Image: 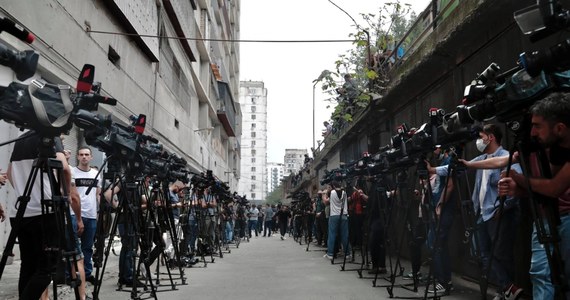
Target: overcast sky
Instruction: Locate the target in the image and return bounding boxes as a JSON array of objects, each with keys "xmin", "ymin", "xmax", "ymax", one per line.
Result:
[{"xmin": 239, "ymin": 0, "xmax": 432, "ymax": 163}]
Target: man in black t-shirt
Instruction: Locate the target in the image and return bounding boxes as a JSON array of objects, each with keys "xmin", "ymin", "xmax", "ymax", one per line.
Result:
[{"xmin": 7, "ymin": 131, "xmax": 84, "ymax": 299}]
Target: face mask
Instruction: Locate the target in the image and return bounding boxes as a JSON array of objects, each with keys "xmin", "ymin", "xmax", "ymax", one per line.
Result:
[{"xmin": 476, "ymin": 138, "xmax": 488, "ymax": 152}]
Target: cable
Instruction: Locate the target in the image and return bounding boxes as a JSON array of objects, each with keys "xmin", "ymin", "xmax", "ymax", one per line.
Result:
[{"xmin": 87, "ymin": 30, "xmax": 357, "ymax": 43}]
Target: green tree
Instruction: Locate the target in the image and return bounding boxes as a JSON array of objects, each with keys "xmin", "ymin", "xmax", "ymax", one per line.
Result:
[
  {"xmin": 265, "ymin": 184, "xmax": 284, "ymax": 205},
  {"xmin": 315, "ymin": 1, "xmax": 418, "ymax": 127}
]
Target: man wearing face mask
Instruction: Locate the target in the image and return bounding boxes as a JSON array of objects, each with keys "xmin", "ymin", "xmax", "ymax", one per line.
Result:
[{"xmin": 428, "ymin": 124, "xmax": 523, "ymax": 299}]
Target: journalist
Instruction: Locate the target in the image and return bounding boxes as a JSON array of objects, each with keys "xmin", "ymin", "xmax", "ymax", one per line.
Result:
[
  {"xmin": 428, "ymin": 124, "xmax": 523, "ymax": 299},
  {"xmin": 476, "ymin": 94, "xmax": 570, "ymax": 299},
  {"xmin": 323, "ymin": 181, "xmax": 350, "ymax": 260},
  {"xmin": 6, "ymin": 131, "xmax": 86, "ymax": 299}
]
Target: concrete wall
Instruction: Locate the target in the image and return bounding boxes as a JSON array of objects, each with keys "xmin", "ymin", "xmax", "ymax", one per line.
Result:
[
  {"xmin": 0, "ymin": 0, "xmax": 241, "ymax": 254},
  {"xmin": 310, "ymin": 0, "xmax": 570, "ymax": 288}
]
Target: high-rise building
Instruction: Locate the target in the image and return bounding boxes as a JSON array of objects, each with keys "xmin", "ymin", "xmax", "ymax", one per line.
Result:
[
  {"xmin": 238, "ymin": 81, "xmax": 268, "ymax": 204},
  {"xmin": 266, "ymin": 162, "xmax": 285, "ymax": 193},
  {"xmin": 284, "ymin": 149, "xmax": 308, "ymax": 175}
]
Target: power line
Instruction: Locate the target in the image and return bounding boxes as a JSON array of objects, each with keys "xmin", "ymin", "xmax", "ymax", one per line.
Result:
[{"xmin": 87, "ymin": 30, "xmax": 356, "ymax": 43}]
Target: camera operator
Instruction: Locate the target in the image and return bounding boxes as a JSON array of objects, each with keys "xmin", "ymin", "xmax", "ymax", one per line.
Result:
[
  {"xmin": 314, "ymin": 190, "xmax": 328, "ymax": 247},
  {"xmin": 348, "ymin": 177, "xmax": 368, "ymax": 253},
  {"xmin": 367, "ymin": 179, "xmax": 394, "ymax": 275},
  {"xmin": 6, "ymin": 130, "xmax": 87, "ymax": 299},
  {"xmin": 103, "ymin": 181, "xmax": 145, "ymax": 288},
  {"xmin": 428, "ymin": 124, "xmax": 523, "ymax": 299},
  {"xmin": 323, "ymin": 181, "xmax": 350, "ymax": 260},
  {"xmin": 200, "ymin": 188, "xmax": 217, "ymax": 252},
  {"xmin": 416, "ymin": 146, "xmax": 456, "ymax": 293},
  {"xmin": 71, "ymin": 146, "xmax": 101, "ymax": 286},
  {"xmin": 468, "ymin": 94, "xmax": 570, "ymax": 299},
  {"xmin": 164, "ymin": 181, "xmax": 183, "ymax": 264}
]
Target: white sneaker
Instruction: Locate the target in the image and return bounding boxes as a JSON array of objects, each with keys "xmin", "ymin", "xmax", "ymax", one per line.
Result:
[{"xmin": 323, "ymin": 254, "xmax": 333, "ymax": 260}]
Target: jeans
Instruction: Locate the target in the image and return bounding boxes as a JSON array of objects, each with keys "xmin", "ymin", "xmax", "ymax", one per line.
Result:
[
  {"xmin": 264, "ymin": 220, "xmax": 273, "ymax": 236},
  {"xmin": 476, "ymin": 208, "xmax": 518, "ymax": 291},
  {"xmin": 80, "ymin": 217, "xmax": 97, "ymax": 277},
  {"xmin": 433, "ymin": 198, "xmax": 454, "ymax": 284},
  {"xmin": 530, "ymin": 215, "xmax": 570, "ymax": 300},
  {"xmin": 225, "ymin": 220, "xmax": 234, "ymax": 242},
  {"xmin": 183, "ymin": 218, "xmax": 198, "ymax": 253},
  {"xmin": 248, "ymin": 220, "xmax": 258, "ymax": 237},
  {"xmin": 118, "ymin": 223, "xmax": 135, "ymax": 282},
  {"xmin": 327, "ymin": 215, "xmax": 350, "ymax": 257},
  {"xmin": 11, "ymin": 215, "xmax": 59, "ymax": 300}
]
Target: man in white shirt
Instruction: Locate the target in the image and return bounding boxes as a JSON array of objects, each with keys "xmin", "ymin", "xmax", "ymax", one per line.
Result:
[{"xmin": 71, "ymin": 146, "xmax": 101, "ymax": 285}]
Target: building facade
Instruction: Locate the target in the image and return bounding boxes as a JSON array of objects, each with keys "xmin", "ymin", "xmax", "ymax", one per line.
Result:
[
  {"xmin": 266, "ymin": 162, "xmax": 285, "ymax": 193},
  {"xmin": 284, "ymin": 149, "xmax": 307, "ymax": 175},
  {"xmin": 238, "ymin": 81, "xmax": 268, "ymax": 203},
  {"xmin": 0, "ymin": 0, "xmax": 241, "ymax": 254}
]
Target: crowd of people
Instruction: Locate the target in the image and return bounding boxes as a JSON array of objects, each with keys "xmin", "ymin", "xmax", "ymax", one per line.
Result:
[{"xmin": 289, "ymin": 94, "xmax": 570, "ymax": 300}]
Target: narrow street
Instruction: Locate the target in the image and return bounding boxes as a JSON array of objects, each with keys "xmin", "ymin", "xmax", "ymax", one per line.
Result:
[{"xmin": 2, "ymin": 233, "xmax": 492, "ymax": 300}]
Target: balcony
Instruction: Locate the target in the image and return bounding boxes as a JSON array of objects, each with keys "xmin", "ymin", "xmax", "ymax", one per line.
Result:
[{"xmin": 217, "ymin": 81, "xmax": 237, "ymax": 137}]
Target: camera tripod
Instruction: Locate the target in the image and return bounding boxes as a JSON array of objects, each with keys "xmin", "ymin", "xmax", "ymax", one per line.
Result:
[
  {"xmin": 505, "ymin": 128, "xmax": 568, "ymax": 299},
  {"xmin": 383, "ymin": 165, "xmax": 442, "ymax": 300},
  {"xmin": 369, "ymin": 175, "xmax": 394, "ymax": 287},
  {"xmin": 144, "ymin": 179, "xmax": 187, "ymax": 290},
  {"xmin": 0, "ymin": 135, "xmax": 82, "ymax": 300},
  {"xmin": 91, "ymin": 163, "xmax": 158, "ymax": 300}
]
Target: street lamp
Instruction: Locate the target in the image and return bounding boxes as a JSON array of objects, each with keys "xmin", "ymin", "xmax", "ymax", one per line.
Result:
[
  {"xmin": 328, "ymin": 0, "xmax": 372, "ymax": 90},
  {"xmin": 313, "ymin": 81, "xmax": 317, "ymax": 150}
]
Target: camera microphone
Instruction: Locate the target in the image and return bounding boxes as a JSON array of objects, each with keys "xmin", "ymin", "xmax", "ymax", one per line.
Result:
[{"xmin": 0, "ymin": 17, "xmax": 34, "ymax": 44}]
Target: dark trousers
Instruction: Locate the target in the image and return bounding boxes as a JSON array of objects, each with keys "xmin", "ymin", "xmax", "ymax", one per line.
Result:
[
  {"xmin": 118, "ymin": 223, "xmax": 135, "ymax": 282},
  {"xmin": 369, "ymin": 218, "xmax": 387, "ymax": 269},
  {"xmin": 477, "ymin": 208, "xmax": 518, "ymax": 290},
  {"xmin": 349, "ymin": 213, "xmax": 365, "ymax": 247},
  {"xmin": 279, "ymin": 220, "xmax": 288, "ymax": 237},
  {"xmin": 12, "ymin": 215, "xmax": 59, "ymax": 300},
  {"xmin": 408, "ymin": 219, "xmax": 427, "ymax": 274},
  {"xmin": 264, "ymin": 220, "xmax": 273, "ymax": 236},
  {"xmin": 316, "ymin": 213, "xmax": 328, "ymax": 245},
  {"xmin": 432, "ymin": 200, "xmax": 454, "ymax": 284}
]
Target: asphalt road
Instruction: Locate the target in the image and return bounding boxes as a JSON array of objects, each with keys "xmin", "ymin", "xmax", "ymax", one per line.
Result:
[{"xmin": 1, "ymin": 233, "xmax": 494, "ymax": 300}]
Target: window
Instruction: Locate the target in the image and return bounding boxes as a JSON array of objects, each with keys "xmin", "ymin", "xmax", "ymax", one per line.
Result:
[
  {"xmin": 251, "ymin": 157, "xmax": 256, "ymax": 163},
  {"xmin": 108, "ymin": 46, "xmax": 121, "ymax": 67},
  {"xmin": 251, "ymin": 106, "xmax": 256, "ymax": 112},
  {"xmin": 251, "ymin": 193, "xmax": 256, "ymax": 199},
  {"xmin": 251, "ymin": 149, "xmax": 256, "ymax": 155},
  {"xmin": 251, "ymin": 132, "xmax": 256, "ymax": 138},
  {"xmin": 251, "ymin": 184, "xmax": 256, "ymax": 190},
  {"xmin": 252, "ymin": 114, "xmax": 256, "ymax": 120},
  {"xmin": 251, "ymin": 141, "xmax": 256, "ymax": 147},
  {"xmin": 251, "ymin": 167, "xmax": 256, "ymax": 172},
  {"xmin": 251, "ymin": 97, "xmax": 256, "ymax": 104},
  {"xmin": 251, "ymin": 123, "xmax": 256, "ymax": 129},
  {"xmin": 251, "ymin": 175, "xmax": 256, "ymax": 180}
]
